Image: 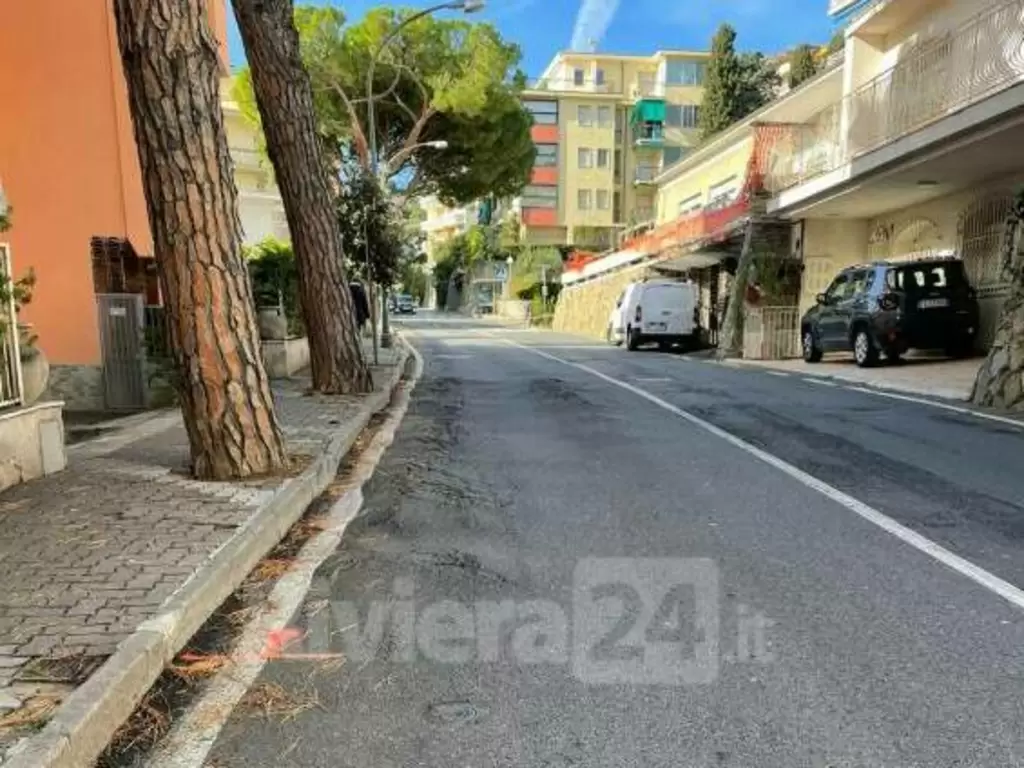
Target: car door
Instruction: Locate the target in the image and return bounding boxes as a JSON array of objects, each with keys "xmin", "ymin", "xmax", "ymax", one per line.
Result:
[
  {"xmin": 817, "ymin": 272, "xmax": 851, "ymax": 349},
  {"xmin": 830, "ymin": 269, "xmax": 870, "ymax": 349}
]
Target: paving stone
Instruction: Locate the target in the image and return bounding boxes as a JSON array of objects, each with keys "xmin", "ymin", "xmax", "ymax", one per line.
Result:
[{"xmin": 0, "ymin": 347, "xmax": 394, "ymax": 682}]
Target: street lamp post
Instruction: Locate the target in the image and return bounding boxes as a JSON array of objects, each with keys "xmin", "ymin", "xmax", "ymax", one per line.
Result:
[{"xmin": 367, "ymin": 0, "xmax": 484, "ymax": 349}]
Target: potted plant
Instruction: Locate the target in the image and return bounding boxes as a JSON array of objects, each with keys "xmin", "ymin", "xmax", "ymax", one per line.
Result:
[{"xmin": 0, "ymin": 267, "xmax": 45, "ymax": 404}]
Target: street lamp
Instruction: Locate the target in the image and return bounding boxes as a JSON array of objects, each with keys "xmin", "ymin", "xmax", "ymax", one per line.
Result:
[{"xmin": 367, "ymin": 1, "xmax": 484, "ymax": 350}]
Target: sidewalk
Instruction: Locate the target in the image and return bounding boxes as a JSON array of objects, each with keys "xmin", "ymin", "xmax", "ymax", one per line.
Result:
[
  {"xmin": 723, "ymin": 353, "xmax": 982, "ymax": 401},
  {"xmin": 0, "ymin": 342, "xmax": 405, "ymax": 764}
]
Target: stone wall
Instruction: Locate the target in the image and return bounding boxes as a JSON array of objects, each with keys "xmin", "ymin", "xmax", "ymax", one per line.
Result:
[
  {"xmin": 552, "ymin": 262, "xmax": 651, "ymax": 341},
  {"xmin": 262, "ymin": 337, "xmax": 311, "ymax": 378},
  {"xmin": 45, "ymin": 364, "xmax": 104, "ymax": 411}
]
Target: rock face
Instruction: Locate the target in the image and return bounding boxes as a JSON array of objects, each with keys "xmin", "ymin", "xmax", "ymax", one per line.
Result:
[
  {"xmin": 552, "ymin": 263, "xmax": 649, "ymax": 341},
  {"xmin": 971, "ymin": 197, "xmax": 1024, "ymax": 411}
]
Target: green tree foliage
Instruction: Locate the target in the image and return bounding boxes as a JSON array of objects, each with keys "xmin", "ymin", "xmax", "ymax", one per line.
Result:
[
  {"xmin": 335, "ymin": 164, "xmax": 405, "ymax": 287},
  {"xmin": 699, "ymin": 24, "xmax": 743, "ymax": 140},
  {"xmin": 699, "ymin": 25, "xmax": 782, "ymax": 140},
  {"xmin": 789, "ymin": 44, "xmax": 818, "ymax": 89},
  {"xmin": 235, "ymin": 6, "xmax": 534, "ymax": 205},
  {"xmin": 510, "ymin": 245, "xmax": 561, "ymax": 300},
  {"xmin": 244, "ymin": 237, "xmax": 303, "ymax": 333}
]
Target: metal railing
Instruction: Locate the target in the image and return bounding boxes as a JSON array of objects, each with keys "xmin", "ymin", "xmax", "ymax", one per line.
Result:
[
  {"xmin": 527, "ymin": 77, "xmax": 622, "ymax": 95},
  {"xmin": 765, "ymin": 0, "xmax": 1024, "ymax": 194},
  {"xmin": 743, "ymin": 306, "xmax": 802, "ymax": 360},
  {"xmin": 634, "ymin": 166, "xmax": 660, "ymax": 183},
  {"xmin": 634, "ymin": 124, "xmax": 665, "ymax": 143},
  {"xmin": 0, "ymin": 244, "xmax": 24, "ymax": 408}
]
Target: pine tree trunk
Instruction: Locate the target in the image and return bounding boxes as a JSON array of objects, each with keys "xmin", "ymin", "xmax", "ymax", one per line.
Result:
[
  {"xmin": 231, "ymin": 0, "xmax": 373, "ymax": 394},
  {"xmin": 716, "ymin": 220, "xmax": 755, "ymax": 358},
  {"xmin": 971, "ymin": 201, "xmax": 1024, "ymax": 410},
  {"xmin": 113, "ymin": 0, "xmax": 289, "ymax": 479}
]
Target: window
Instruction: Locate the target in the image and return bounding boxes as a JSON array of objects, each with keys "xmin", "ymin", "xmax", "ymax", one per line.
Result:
[
  {"xmin": 595, "ymin": 68, "xmax": 605, "ymax": 86},
  {"xmin": 662, "ymin": 146, "xmax": 688, "ymax": 167},
  {"xmin": 523, "ymin": 99, "xmax": 558, "ymax": 125},
  {"xmin": 535, "ymin": 144, "xmax": 558, "ymax": 167},
  {"xmin": 573, "ymin": 68, "xmax": 585, "ymax": 86},
  {"xmin": 596, "ymin": 189, "xmax": 610, "ymax": 210},
  {"xmin": 614, "ymin": 191, "xmax": 622, "ymax": 221},
  {"xmin": 578, "ymin": 148, "xmax": 594, "ymax": 168},
  {"xmin": 577, "ymin": 105, "xmax": 594, "ymax": 126},
  {"xmin": 848, "ymin": 269, "xmax": 870, "ymax": 296},
  {"xmin": 596, "ymin": 149, "xmax": 610, "ymax": 168},
  {"xmin": 521, "ymin": 185, "xmax": 558, "ymax": 209},
  {"xmin": 578, "ymin": 189, "xmax": 592, "ymax": 209},
  {"xmin": 666, "ymin": 105, "xmax": 700, "ymax": 128},
  {"xmin": 665, "ymin": 60, "xmax": 707, "ymax": 86},
  {"xmin": 614, "ymin": 149, "xmax": 623, "ymax": 178},
  {"xmin": 824, "ymin": 273, "xmax": 852, "ymax": 302},
  {"xmin": 597, "ymin": 106, "xmax": 613, "ymax": 128},
  {"xmin": 707, "ymin": 174, "xmax": 739, "ymax": 210},
  {"xmin": 678, "ymin": 193, "xmax": 702, "ymax": 216}
]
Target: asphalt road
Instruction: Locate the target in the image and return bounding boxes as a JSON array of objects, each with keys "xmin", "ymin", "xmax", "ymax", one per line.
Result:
[{"xmin": 202, "ymin": 314, "xmax": 1024, "ymax": 768}]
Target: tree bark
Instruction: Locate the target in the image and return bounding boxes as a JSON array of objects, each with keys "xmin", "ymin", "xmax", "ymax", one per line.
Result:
[
  {"xmin": 971, "ymin": 195, "xmax": 1024, "ymax": 411},
  {"xmin": 716, "ymin": 220, "xmax": 755, "ymax": 359},
  {"xmin": 114, "ymin": 0, "xmax": 289, "ymax": 479},
  {"xmin": 231, "ymin": 0, "xmax": 373, "ymax": 394}
]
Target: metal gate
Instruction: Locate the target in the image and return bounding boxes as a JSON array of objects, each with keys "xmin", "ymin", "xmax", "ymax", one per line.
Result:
[
  {"xmin": 97, "ymin": 293, "xmax": 146, "ymax": 410},
  {"xmin": 958, "ymin": 194, "xmax": 1013, "ymax": 349}
]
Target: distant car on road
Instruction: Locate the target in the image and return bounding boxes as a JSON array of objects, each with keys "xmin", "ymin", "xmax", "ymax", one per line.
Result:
[
  {"xmin": 395, "ymin": 294, "xmax": 417, "ymax": 314},
  {"xmin": 607, "ymin": 279, "xmax": 699, "ymax": 351},
  {"xmin": 801, "ymin": 257, "xmax": 979, "ymax": 367}
]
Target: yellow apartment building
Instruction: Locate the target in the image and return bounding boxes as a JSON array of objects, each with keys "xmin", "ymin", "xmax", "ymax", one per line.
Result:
[{"xmin": 518, "ymin": 49, "xmax": 710, "ymax": 252}]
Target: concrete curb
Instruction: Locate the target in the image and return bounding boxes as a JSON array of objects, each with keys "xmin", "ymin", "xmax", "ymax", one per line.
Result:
[{"xmin": 4, "ymin": 344, "xmax": 410, "ymax": 768}]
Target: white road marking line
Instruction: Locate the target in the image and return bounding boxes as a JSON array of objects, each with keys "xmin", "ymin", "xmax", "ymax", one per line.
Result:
[
  {"xmin": 765, "ymin": 371, "xmax": 790, "ymax": 378},
  {"xmin": 502, "ymin": 338, "xmax": 1024, "ymax": 613},
  {"xmin": 843, "ymin": 385, "xmax": 1024, "ymax": 430},
  {"xmin": 803, "ymin": 377, "xmax": 838, "ymax": 387},
  {"xmin": 147, "ymin": 348, "xmax": 425, "ymax": 768},
  {"xmin": 634, "ymin": 377, "xmax": 673, "ymax": 383}
]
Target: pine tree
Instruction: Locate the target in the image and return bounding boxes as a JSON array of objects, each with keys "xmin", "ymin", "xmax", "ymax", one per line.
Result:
[
  {"xmin": 699, "ymin": 24, "xmax": 743, "ymax": 141},
  {"xmin": 789, "ymin": 44, "xmax": 818, "ymax": 89}
]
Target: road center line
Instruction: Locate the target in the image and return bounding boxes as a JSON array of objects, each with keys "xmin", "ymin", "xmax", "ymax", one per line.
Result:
[{"xmin": 501, "ymin": 337, "xmax": 1024, "ymax": 613}]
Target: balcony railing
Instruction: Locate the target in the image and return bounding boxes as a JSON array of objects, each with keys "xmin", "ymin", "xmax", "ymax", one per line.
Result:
[
  {"xmin": 527, "ymin": 77, "xmax": 622, "ymax": 95},
  {"xmin": 634, "ymin": 166, "xmax": 660, "ymax": 183},
  {"xmin": 632, "ymin": 77, "xmax": 665, "ymax": 99},
  {"xmin": 765, "ymin": 0, "xmax": 1024, "ymax": 194},
  {"xmin": 634, "ymin": 124, "xmax": 665, "ymax": 145}
]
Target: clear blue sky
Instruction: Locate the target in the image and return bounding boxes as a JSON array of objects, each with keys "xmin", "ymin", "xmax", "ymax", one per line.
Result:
[{"xmin": 227, "ymin": 0, "xmax": 837, "ymax": 78}]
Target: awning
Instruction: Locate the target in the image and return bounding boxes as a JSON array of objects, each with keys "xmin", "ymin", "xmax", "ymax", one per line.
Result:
[
  {"xmin": 631, "ymin": 99, "xmax": 666, "ymax": 124},
  {"xmin": 655, "ymin": 250, "xmax": 731, "ymax": 273}
]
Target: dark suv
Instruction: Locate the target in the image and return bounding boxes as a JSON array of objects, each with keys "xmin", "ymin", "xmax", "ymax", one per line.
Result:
[{"xmin": 801, "ymin": 258, "xmax": 979, "ymax": 367}]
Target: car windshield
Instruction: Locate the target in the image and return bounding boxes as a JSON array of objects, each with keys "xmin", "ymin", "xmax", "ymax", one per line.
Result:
[{"xmin": 886, "ymin": 261, "xmax": 967, "ymax": 292}]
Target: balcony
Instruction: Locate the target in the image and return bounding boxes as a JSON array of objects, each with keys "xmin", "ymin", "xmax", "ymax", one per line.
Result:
[
  {"xmin": 633, "ymin": 123, "xmax": 665, "ymax": 148},
  {"xmin": 764, "ymin": 0, "xmax": 1024, "ymax": 196},
  {"xmin": 631, "ymin": 76, "xmax": 665, "ymax": 100},
  {"xmin": 527, "ymin": 77, "xmax": 621, "ymax": 95},
  {"xmin": 634, "ymin": 166, "xmax": 660, "ymax": 184}
]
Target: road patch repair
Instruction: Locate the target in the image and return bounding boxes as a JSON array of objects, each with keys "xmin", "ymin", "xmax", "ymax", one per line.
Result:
[{"xmin": 0, "ymin": 340, "xmax": 411, "ymax": 768}]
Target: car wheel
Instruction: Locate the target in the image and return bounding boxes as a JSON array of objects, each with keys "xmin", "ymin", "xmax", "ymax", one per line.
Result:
[
  {"xmin": 607, "ymin": 325, "xmax": 623, "ymax": 347},
  {"xmin": 802, "ymin": 329, "xmax": 823, "ymax": 363},
  {"xmin": 853, "ymin": 328, "xmax": 879, "ymax": 368},
  {"xmin": 626, "ymin": 327, "xmax": 642, "ymax": 351}
]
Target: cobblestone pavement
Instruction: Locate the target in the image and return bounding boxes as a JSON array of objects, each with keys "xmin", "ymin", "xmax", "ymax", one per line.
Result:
[{"xmin": 0, "ymin": 345, "xmax": 399, "ymax": 704}]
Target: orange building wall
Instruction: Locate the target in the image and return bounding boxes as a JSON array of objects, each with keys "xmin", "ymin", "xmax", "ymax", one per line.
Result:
[{"xmin": 0, "ymin": 1, "xmax": 228, "ymax": 368}]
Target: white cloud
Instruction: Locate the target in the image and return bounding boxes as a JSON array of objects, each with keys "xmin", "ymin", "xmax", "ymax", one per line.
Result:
[{"xmin": 569, "ymin": 0, "xmax": 621, "ymax": 51}]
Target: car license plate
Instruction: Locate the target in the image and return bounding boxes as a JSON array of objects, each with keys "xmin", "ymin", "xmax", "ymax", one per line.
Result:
[
  {"xmin": 647, "ymin": 322, "xmax": 667, "ymax": 331},
  {"xmin": 918, "ymin": 297, "xmax": 949, "ymax": 309}
]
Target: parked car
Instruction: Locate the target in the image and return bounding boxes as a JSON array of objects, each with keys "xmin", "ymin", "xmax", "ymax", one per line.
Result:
[
  {"xmin": 800, "ymin": 257, "xmax": 979, "ymax": 367},
  {"xmin": 395, "ymin": 294, "xmax": 416, "ymax": 314},
  {"xmin": 607, "ymin": 279, "xmax": 700, "ymax": 351}
]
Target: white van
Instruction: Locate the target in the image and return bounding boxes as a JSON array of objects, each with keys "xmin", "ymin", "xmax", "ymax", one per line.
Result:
[{"xmin": 607, "ymin": 279, "xmax": 699, "ymax": 351}]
